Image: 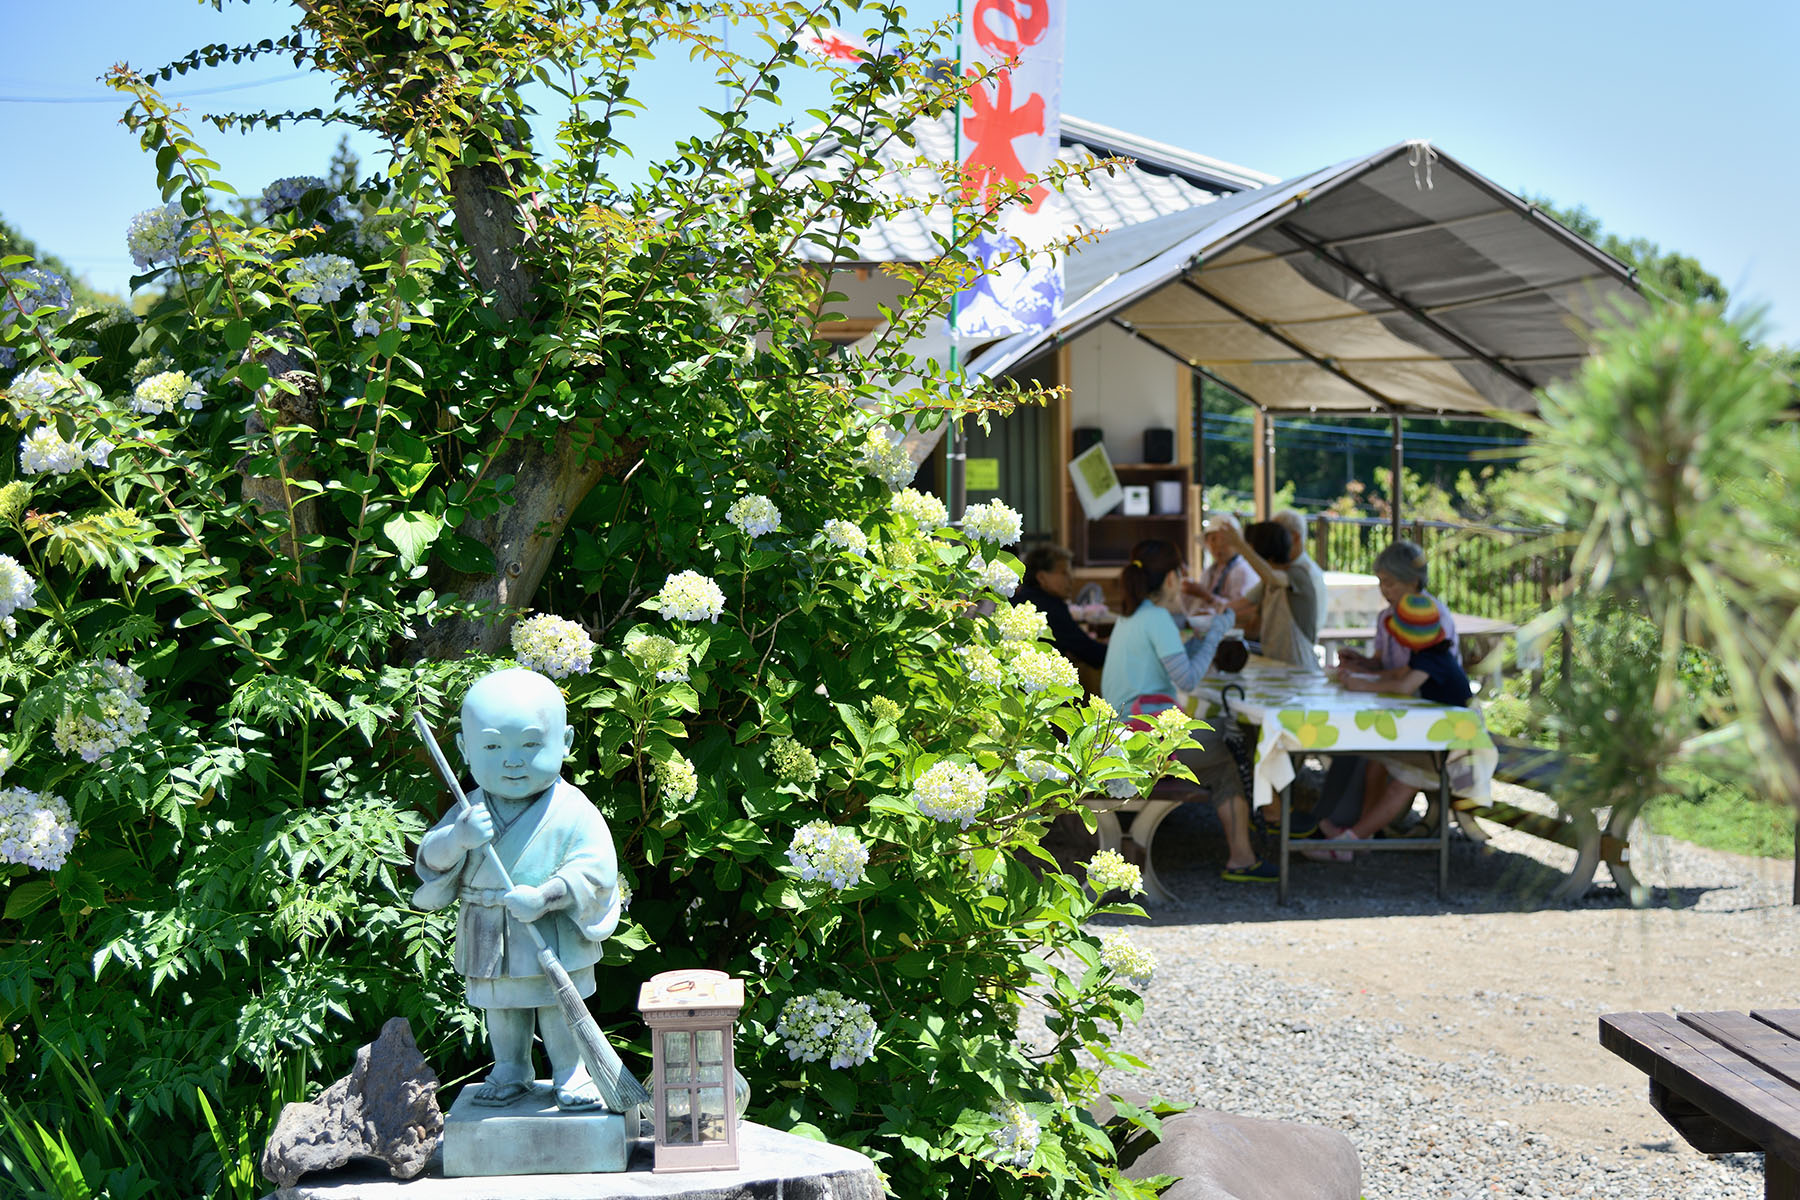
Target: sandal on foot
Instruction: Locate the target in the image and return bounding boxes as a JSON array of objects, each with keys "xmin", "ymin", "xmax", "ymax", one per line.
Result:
[
  {"xmin": 1253, "ymin": 811, "xmax": 1318, "ymax": 839},
  {"xmin": 1301, "ymin": 830, "xmax": 1359, "ymax": 863},
  {"xmin": 1220, "ymin": 858, "xmax": 1278, "ymax": 883}
]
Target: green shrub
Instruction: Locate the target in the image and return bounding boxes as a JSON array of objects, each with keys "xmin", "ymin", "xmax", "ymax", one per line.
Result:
[{"xmin": 0, "ymin": 4, "xmax": 1181, "ymax": 1197}]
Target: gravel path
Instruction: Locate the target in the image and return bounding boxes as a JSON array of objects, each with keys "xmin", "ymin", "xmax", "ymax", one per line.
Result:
[{"xmin": 1074, "ymin": 783, "xmax": 1800, "ymax": 1199}]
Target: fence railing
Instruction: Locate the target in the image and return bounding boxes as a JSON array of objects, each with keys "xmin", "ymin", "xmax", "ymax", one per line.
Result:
[{"xmin": 1309, "ymin": 514, "xmax": 1561, "ymax": 623}]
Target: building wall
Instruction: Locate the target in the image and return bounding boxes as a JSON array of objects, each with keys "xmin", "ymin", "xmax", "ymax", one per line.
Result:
[{"xmin": 1066, "ymin": 323, "xmax": 1181, "ymax": 465}]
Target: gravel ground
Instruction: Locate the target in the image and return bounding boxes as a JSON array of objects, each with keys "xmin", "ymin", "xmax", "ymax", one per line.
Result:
[{"xmin": 1065, "ymin": 781, "xmax": 1800, "ymax": 1199}]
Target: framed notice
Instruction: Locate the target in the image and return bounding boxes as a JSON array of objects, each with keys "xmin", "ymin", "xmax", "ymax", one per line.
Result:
[{"xmin": 1068, "ymin": 441, "xmax": 1122, "ymax": 520}]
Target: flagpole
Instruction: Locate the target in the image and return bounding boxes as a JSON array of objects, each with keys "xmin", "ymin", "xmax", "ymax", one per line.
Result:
[{"xmin": 947, "ymin": 0, "xmax": 968, "ymax": 524}]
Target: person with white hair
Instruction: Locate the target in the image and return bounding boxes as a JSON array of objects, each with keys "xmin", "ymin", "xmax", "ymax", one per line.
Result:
[
  {"xmin": 1273, "ymin": 508, "xmax": 1329, "ymax": 636},
  {"xmin": 1183, "ymin": 512, "xmax": 1257, "ymax": 611}
]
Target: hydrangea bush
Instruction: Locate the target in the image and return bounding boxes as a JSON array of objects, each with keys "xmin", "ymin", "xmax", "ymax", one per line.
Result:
[{"xmin": 0, "ymin": 4, "xmax": 1192, "ymax": 1198}]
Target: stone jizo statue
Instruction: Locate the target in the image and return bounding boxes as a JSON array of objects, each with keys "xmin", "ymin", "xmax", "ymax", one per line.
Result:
[{"xmin": 413, "ymin": 667, "xmax": 626, "ymax": 1111}]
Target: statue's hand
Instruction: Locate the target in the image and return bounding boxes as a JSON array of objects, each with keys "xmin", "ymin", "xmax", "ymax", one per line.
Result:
[
  {"xmin": 503, "ymin": 884, "xmax": 548, "ymax": 922},
  {"xmin": 454, "ymin": 802, "xmax": 495, "ymax": 850}
]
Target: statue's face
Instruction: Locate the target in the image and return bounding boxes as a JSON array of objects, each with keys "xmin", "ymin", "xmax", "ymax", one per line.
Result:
[{"xmin": 458, "ymin": 673, "xmax": 573, "ymax": 803}]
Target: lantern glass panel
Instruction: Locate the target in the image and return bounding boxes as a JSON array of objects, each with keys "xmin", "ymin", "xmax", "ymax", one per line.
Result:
[
  {"xmin": 698, "ymin": 1087, "xmax": 727, "ymax": 1142},
  {"xmin": 666, "ymin": 1087, "xmax": 692, "ymax": 1144},
  {"xmin": 664, "ymin": 1030, "xmax": 691, "ymax": 1085}
]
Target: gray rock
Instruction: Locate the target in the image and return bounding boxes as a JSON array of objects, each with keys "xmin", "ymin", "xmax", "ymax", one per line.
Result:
[
  {"xmin": 1093, "ymin": 1093, "xmax": 1360, "ymax": 1200},
  {"xmin": 258, "ymin": 1120, "xmax": 882, "ymax": 1199},
  {"xmin": 261, "ymin": 1017, "xmax": 443, "ymax": 1189}
]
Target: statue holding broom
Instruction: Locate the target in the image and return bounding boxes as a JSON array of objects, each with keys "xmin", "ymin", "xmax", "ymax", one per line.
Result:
[{"xmin": 412, "ymin": 667, "xmax": 648, "ymax": 1113}]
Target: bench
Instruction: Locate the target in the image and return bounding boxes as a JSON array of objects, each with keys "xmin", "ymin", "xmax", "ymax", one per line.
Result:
[
  {"xmin": 1082, "ymin": 779, "xmax": 1203, "ymax": 904},
  {"xmin": 1447, "ymin": 735, "xmax": 1641, "ymax": 902},
  {"xmin": 1601, "ymin": 1009, "xmax": 1800, "ymax": 1198}
]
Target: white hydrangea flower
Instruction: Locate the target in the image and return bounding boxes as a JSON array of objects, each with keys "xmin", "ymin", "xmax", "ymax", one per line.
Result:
[
  {"xmin": 1151, "ymin": 705, "xmax": 1194, "ymax": 739},
  {"xmin": 20, "ymin": 427, "xmax": 94, "ymax": 476},
  {"xmin": 769, "ymin": 737, "xmax": 820, "ymax": 784},
  {"xmin": 616, "ymin": 876, "xmax": 633, "ymax": 911},
  {"xmin": 889, "ymin": 487, "xmax": 947, "ymax": 530},
  {"xmin": 786, "ymin": 821, "xmax": 869, "ymax": 890},
  {"xmin": 956, "ymin": 644, "xmax": 1005, "ymax": 688},
  {"xmin": 655, "ymin": 570, "xmax": 726, "ymax": 623},
  {"xmin": 857, "ymin": 427, "xmax": 915, "ymax": 490},
  {"xmin": 51, "ymin": 659, "xmax": 150, "ymax": 763},
  {"xmin": 1104, "ymin": 775, "xmax": 1140, "ymax": 799},
  {"xmin": 775, "ymin": 990, "xmax": 878, "ymax": 1068},
  {"xmin": 822, "ymin": 518, "xmax": 868, "ymax": 557},
  {"xmin": 130, "ymin": 370, "xmax": 203, "ymax": 415},
  {"xmin": 971, "ymin": 555, "xmax": 1020, "ymax": 598},
  {"xmin": 0, "ymin": 554, "xmax": 39, "ymax": 637},
  {"xmin": 991, "ymin": 603, "xmax": 1047, "ymax": 643},
  {"xmin": 1014, "ymin": 752, "xmax": 1068, "ymax": 784},
  {"xmin": 961, "ymin": 499, "xmax": 1022, "ymax": 545},
  {"xmin": 911, "ymin": 760, "xmax": 989, "ymax": 828},
  {"xmin": 126, "ymin": 202, "xmax": 187, "ymax": 269},
  {"xmin": 1009, "ymin": 646, "xmax": 1078, "ymax": 694},
  {"xmin": 726, "ymin": 494, "xmax": 781, "ymax": 538},
  {"xmin": 0, "ymin": 746, "xmax": 10, "ymax": 776},
  {"xmin": 284, "ymin": 254, "xmax": 363, "ymax": 305},
  {"xmin": 350, "ymin": 303, "xmax": 381, "ymax": 339},
  {"xmin": 510, "ymin": 613, "xmax": 595, "ymax": 678},
  {"xmin": 623, "ymin": 628, "xmax": 689, "ymax": 682},
  {"xmin": 1084, "ymin": 849, "xmax": 1144, "ymax": 896},
  {"xmin": 8, "ymin": 366, "xmax": 81, "ymax": 411},
  {"xmin": 0, "ymin": 787, "xmax": 76, "ymax": 872},
  {"xmin": 1100, "ymin": 932, "xmax": 1158, "ymax": 990},
  {"xmin": 989, "ymin": 1099, "xmax": 1041, "ymax": 1167},
  {"xmin": 657, "ymin": 755, "xmax": 698, "ymax": 805}
]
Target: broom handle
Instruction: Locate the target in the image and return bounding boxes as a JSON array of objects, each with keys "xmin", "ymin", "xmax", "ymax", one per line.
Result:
[{"xmin": 412, "ymin": 711, "xmax": 553, "ymax": 956}]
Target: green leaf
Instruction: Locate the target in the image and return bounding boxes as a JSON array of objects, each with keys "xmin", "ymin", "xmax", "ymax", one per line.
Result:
[
  {"xmin": 4, "ymin": 880, "xmax": 55, "ymax": 920},
  {"xmin": 435, "ymin": 532, "xmax": 492, "ymax": 575},
  {"xmin": 382, "ymin": 512, "xmax": 441, "ymax": 572}
]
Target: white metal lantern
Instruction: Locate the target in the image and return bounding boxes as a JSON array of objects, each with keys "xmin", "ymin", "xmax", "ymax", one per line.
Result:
[{"xmin": 638, "ymin": 968, "xmax": 744, "ymax": 1172}]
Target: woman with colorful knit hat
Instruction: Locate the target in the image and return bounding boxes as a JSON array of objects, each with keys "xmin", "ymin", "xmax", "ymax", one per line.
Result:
[{"xmin": 1304, "ymin": 554, "xmax": 1473, "ymax": 860}]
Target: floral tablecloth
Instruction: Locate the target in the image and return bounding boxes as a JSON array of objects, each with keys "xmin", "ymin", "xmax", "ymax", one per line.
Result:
[{"xmin": 1187, "ymin": 657, "xmax": 1497, "ymax": 810}]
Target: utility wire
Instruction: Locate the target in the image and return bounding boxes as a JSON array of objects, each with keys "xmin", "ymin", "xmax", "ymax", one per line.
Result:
[{"xmin": 0, "ymin": 73, "xmax": 306, "ymax": 104}]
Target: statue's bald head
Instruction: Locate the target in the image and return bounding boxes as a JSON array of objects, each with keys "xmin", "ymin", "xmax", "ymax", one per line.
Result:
[
  {"xmin": 456, "ymin": 669, "xmax": 574, "ymax": 801},
  {"xmin": 462, "ymin": 667, "xmax": 568, "ymax": 730}
]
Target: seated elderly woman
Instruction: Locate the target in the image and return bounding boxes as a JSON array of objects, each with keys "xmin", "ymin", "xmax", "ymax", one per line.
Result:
[
  {"xmin": 1100, "ymin": 538, "xmax": 1276, "ymax": 883},
  {"xmin": 1183, "ymin": 513, "xmax": 1258, "ymax": 612},
  {"xmin": 1013, "ymin": 544, "xmax": 1107, "ymax": 671}
]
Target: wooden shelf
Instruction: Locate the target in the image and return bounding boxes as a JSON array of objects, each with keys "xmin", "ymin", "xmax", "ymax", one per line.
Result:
[{"xmin": 1071, "ymin": 462, "xmax": 1197, "ymax": 570}]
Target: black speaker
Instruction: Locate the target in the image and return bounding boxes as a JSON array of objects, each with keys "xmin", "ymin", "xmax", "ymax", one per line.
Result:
[
  {"xmin": 1143, "ymin": 427, "xmax": 1175, "ymax": 464},
  {"xmin": 1073, "ymin": 426, "xmax": 1103, "ymax": 455}
]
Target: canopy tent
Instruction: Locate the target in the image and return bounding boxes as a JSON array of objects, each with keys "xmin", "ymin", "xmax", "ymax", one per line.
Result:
[{"xmin": 964, "ymin": 141, "xmax": 1645, "ymax": 532}]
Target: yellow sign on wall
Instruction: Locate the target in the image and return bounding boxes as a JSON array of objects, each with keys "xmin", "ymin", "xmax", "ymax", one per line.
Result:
[{"xmin": 966, "ymin": 458, "xmax": 1000, "ymax": 491}]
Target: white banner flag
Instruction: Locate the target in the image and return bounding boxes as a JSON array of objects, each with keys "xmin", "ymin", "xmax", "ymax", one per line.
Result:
[{"xmin": 952, "ymin": 0, "xmax": 1068, "ymax": 340}]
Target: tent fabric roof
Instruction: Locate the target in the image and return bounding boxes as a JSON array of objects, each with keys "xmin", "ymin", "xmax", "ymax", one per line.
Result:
[
  {"xmin": 971, "ymin": 142, "xmax": 1643, "ymax": 417},
  {"xmin": 788, "ymin": 113, "xmax": 1271, "ymax": 266}
]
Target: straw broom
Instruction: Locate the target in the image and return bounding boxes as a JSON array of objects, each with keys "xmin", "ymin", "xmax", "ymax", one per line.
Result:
[{"xmin": 413, "ymin": 712, "xmax": 650, "ymax": 1111}]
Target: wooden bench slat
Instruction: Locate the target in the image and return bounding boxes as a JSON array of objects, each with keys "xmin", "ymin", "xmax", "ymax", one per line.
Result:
[
  {"xmin": 1756, "ymin": 1011, "xmax": 1800, "ymax": 1042},
  {"xmin": 1682, "ymin": 1011, "xmax": 1800, "ymax": 1092},
  {"xmin": 1600, "ymin": 1011, "xmax": 1800, "ymax": 1167}
]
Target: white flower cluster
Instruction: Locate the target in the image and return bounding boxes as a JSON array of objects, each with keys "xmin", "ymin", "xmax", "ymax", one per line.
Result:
[
  {"xmin": 786, "ymin": 821, "xmax": 869, "ymax": 890},
  {"xmin": 1103, "ymin": 772, "xmax": 1140, "ymax": 799},
  {"xmin": 956, "ymin": 644, "xmax": 1005, "ymax": 688},
  {"xmin": 1014, "ymin": 752, "xmax": 1069, "ymax": 784},
  {"xmin": 52, "ymin": 659, "xmax": 150, "ymax": 763},
  {"xmin": 1008, "ymin": 646, "xmax": 1078, "ymax": 694},
  {"xmin": 350, "ymin": 301, "xmax": 412, "ymax": 339},
  {"xmin": 623, "ymin": 629, "xmax": 689, "ymax": 682},
  {"xmin": 726, "ymin": 494, "xmax": 781, "ymax": 538},
  {"xmin": 0, "ymin": 787, "xmax": 76, "ymax": 872},
  {"xmin": 285, "ymin": 254, "xmax": 363, "ymax": 305},
  {"xmin": 1150, "ymin": 705, "xmax": 1193, "ymax": 739},
  {"xmin": 655, "ymin": 570, "xmax": 726, "ymax": 623},
  {"xmin": 3, "ymin": 268, "xmax": 71, "ymax": 320},
  {"xmin": 8, "ymin": 366, "xmax": 79, "ymax": 410},
  {"xmin": 769, "ymin": 737, "xmax": 820, "ymax": 784},
  {"xmin": 510, "ymin": 613, "xmax": 594, "ymax": 678},
  {"xmin": 0, "ymin": 553, "xmax": 39, "ymax": 637},
  {"xmin": 657, "ymin": 755, "xmax": 698, "ymax": 805},
  {"xmin": 961, "ymin": 499, "xmax": 1022, "ymax": 545},
  {"xmin": 131, "ymin": 370, "xmax": 204, "ymax": 415},
  {"xmin": 775, "ymin": 990, "xmax": 877, "ymax": 1068},
  {"xmin": 868, "ymin": 696, "xmax": 902, "ymax": 726},
  {"xmin": 911, "ymin": 760, "xmax": 988, "ymax": 828},
  {"xmin": 261, "ymin": 175, "xmax": 345, "ymax": 221},
  {"xmin": 1099, "ymin": 931, "xmax": 1158, "ymax": 990},
  {"xmin": 1084, "ymin": 849, "xmax": 1144, "ymax": 896},
  {"xmin": 988, "ymin": 1099, "xmax": 1041, "ymax": 1167},
  {"xmin": 970, "ymin": 555, "xmax": 1020, "ymax": 598},
  {"xmin": 991, "ymin": 603, "xmax": 1047, "ymax": 643},
  {"xmin": 20, "ymin": 427, "xmax": 111, "ymax": 476},
  {"xmin": 126, "ymin": 202, "xmax": 186, "ymax": 269},
  {"xmin": 889, "ymin": 488, "xmax": 947, "ymax": 530},
  {"xmin": 616, "ymin": 876, "xmax": 633, "ymax": 911},
  {"xmin": 822, "ymin": 518, "xmax": 868, "ymax": 557},
  {"xmin": 857, "ymin": 428, "xmax": 915, "ymax": 491}
]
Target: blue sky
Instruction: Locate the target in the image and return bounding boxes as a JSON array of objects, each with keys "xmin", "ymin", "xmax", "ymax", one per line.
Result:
[{"xmin": 4, "ymin": 0, "xmax": 1795, "ymax": 345}]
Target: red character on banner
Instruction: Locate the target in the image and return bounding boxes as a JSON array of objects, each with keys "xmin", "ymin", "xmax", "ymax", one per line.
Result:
[
  {"xmin": 972, "ymin": 0, "xmax": 1050, "ymax": 58},
  {"xmin": 960, "ymin": 71, "xmax": 1049, "ymax": 213}
]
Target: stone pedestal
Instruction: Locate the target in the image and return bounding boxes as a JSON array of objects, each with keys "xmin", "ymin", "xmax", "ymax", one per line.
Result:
[
  {"xmin": 442, "ymin": 1086, "xmax": 628, "ymax": 1177},
  {"xmin": 257, "ymin": 1119, "xmax": 883, "ymax": 1199}
]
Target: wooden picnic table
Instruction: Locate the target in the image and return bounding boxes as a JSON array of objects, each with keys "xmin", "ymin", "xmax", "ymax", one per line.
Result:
[{"xmin": 1601, "ymin": 1009, "xmax": 1800, "ymax": 1198}]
